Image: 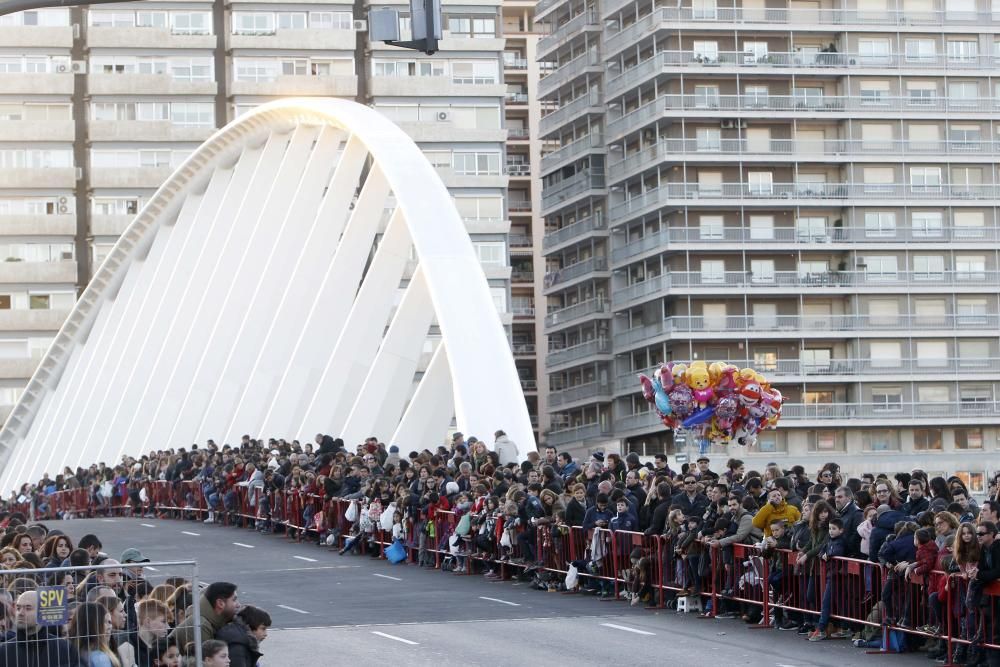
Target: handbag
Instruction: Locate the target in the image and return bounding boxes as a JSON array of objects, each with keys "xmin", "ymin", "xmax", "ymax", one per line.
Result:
[
  {"xmin": 385, "ymin": 539, "xmax": 407, "ymax": 563},
  {"xmin": 455, "ymin": 512, "xmax": 472, "ymax": 537}
]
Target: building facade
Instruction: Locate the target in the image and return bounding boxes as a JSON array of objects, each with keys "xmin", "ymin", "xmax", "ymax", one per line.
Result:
[
  {"xmin": 0, "ymin": 0, "xmax": 555, "ymax": 433},
  {"xmin": 537, "ymin": 0, "xmax": 1000, "ymax": 486}
]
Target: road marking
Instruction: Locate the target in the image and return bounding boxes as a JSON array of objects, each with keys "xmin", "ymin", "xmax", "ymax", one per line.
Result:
[
  {"xmin": 372, "ymin": 573, "xmax": 402, "ymax": 581},
  {"xmin": 479, "ymin": 596, "xmax": 520, "ymax": 607},
  {"xmin": 145, "ymin": 567, "xmax": 158, "ymax": 572},
  {"xmin": 276, "ymin": 604, "xmax": 309, "ymax": 615},
  {"xmin": 600, "ymin": 623, "xmax": 655, "ymax": 636},
  {"xmin": 372, "ymin": 631, "xmax": 418, "ymax": 645},
  {"xmin": 141, "ymin": 523, "xmax": 155, "ymax": 528},
  {"xmin": 293, "ymin": 556, "xmax": 317, "ymax": 563},
  {"xmin": 233, "ymin": 542, "xmax": 254, "ymax": 549},
  {"xmin": 181, "ymin": 531, "xmax": 200, "ymax": 536},
  {"xmin": 101, "ymin": 519, "xmax": 116, "ymax": 523}
]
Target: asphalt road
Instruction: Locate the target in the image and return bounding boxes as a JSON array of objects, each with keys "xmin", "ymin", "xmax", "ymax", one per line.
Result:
[{"xmin": 54, "ymin": 517, "xmax": 929, "ymax": 666}]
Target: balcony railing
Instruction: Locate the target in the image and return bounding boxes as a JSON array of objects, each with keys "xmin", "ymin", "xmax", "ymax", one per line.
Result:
[
  {"xmin": 505, "ymin": 162, "xmax": 530, "ymax": 176},
  {"xmin": 543, "ymin": 215, "xmax": 607, "ymax": 251},
  {"xmin": 607, "ymin": 50, "xmax": 999, "ymax": 97},
  {"xmin": 505, "ymin": 92, "xmax": 529, "ymax": 104},
  {"xmin": 540, "ymin": 133, "xmax": 604, "ymax": 174},
  {"xmin": 539, "ymin": 89, "xmax": 602, "ymax": 138},
  {"xmin": 609, "ymin": 139, "xmax": 1000, "ymax": 182},
  {"xmin": 546, "ymin": 337, "xmax": 612, "ymax": 367},
  {"xmin": 512, "ymin": 343, "xmax": 536, "ymax": 355},
  {"xmin": 543, "ymin": 256, "xmax": 609, "ymax": 289},
  {"xmin": 541, "ymin": 170, "xmax": 606, "ymax": 211},
  {"xmin": 544, "ymin": 298, "xmax": 611, "ymax": 328},
  {"xmin": 538, "ymin": 9, "xmax": 600, "ymax": 57},
  {"xmin": 511, "ymin": 305, "xmax": 535, "ymax": 317},
  {"xmin": 504, "ymin": 57, "xmax": 528, "ymax": 70},
  {"xmin": 507, "ymin": 128, "xmax": 530, "ymax": 140},
  {"xmin": 606, "ymin": 94, "xmax": 1000, "ymax": 135},
  {"xmin": 520, "ymin": 379, "xmax": 538, "ymax": 391},
  {"xmin": 616, "ymin": 357, "xmax": 1000, "ymax": 390},
  {"xmin": 508, "ymin": 233, "xmax": 532, "ymax": 248},
  {"xmin": 549, "ymin": 381, "xmax": 613, "ymax": 407},
  {"xmin": 511, "ymin": 269, "xmax": 535, "ymax": 282},
  {"xmin": 600, "ymin": 3, "xmax": 1000, "ymax": 27},
  {"xmin": 609, "ymin": 182, "xmax": 1000, "ymax": 221},
  {"xmin": 613, "ymin": 314, "xmax": 1000, "ymax": 347},
  {"xmin": 611, "ymin": 225, "xmax": 1000, "ymax": 247},
  {"xmin": 538, "ymin": 49, "xmax": 602, "ymax": 98},
  {"xmin": 545, "ymin": 422, "xmax": 612, "ymax": 446}
]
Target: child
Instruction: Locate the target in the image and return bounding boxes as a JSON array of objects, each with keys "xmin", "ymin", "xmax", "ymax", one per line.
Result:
[
  {"xmin": 808, "ymin": 517, "xmax": 846, "ymax": 641},
  {"xmin": 897, "ymin": 527, "xmax": 938, "ymax": 628},
  {"xmin": 202, "ymin": 639, "xmax": 230, "ymax": 667},
  {"xmin": 151, "ymin": 637, "xmax": 181, "ymax": 667}
]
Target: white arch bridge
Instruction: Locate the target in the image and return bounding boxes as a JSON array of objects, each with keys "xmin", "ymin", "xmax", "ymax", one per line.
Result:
[{"xmin": 0, "ymin": 98, "xmax": 533, "ymax": 491}]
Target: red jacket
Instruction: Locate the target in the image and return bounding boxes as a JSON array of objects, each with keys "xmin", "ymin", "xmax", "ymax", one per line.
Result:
[
  {"xmin": 931, "ymin": 544, "xmax": 952, "ymax": 596},
  {"xmin": 914, "ymin": 540, "xmax": 939, "ymax": 577}
]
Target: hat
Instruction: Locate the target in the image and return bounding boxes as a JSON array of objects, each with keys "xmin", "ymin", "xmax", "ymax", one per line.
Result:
[
  {"xmin": 467, "ymin": 436, "xmax": 478, "ymax": 444},
  {"xmin": 120, "ymin": 548, "xmax": 150, "ymax": 564},
  {"xmin": 697, "ymin": 456, "xmax": 710, "ymax": 463},
  {"xmin": 592, "ymin": 451, "xmax": 605, "ymax": 463},
  {"xmin": 388, "ymin": 445, "xmax": 399, "ymax": 453},
  {"xmin": 876, "ymin": 504, "xmax": 891, "ymax": 517}
]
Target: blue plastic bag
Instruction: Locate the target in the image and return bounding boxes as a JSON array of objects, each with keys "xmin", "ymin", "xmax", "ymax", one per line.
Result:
[{"xmin": 385, "ymin": 539, "xmax": 407, "ymax": 564}]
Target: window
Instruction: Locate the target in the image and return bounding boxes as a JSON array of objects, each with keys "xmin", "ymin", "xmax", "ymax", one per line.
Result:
[
  {"xmin": 170, "ymin": 103, "xmax": 213, "ymax": 126},
  {"xmin": 90, "ymin": 10, "xmax": 134, "ymax": 27},
  {"xmin": 697, "ymin": 171, "xmax": 722, "ymax": 195},
  {"xmin": 954, "ymin": 210, "xmax": 986, "ymax": 238},
  {"xmin": 694, "ymin": 85, "xmax": 719, "ymax": 108},
  {"xmin": 916, "ymin": 340, "xmax": 948, "ymax": 366},
  {"xmin": 28, "ymin": 294, "xmax": 50, "ymax": 310},
  {"xmin": 699, "ymin": 215, "xmax": 723, "ymax": 239},
  {"xmin": 693, "ymin": 41, "xmax": 719, "ymax": 61},
  {"xmin": 905, "ymin": 39, "xmax": 937, "ymax": 62},
  {"xmin": 171, "ymin": 11, "xmax": 210, "ymax": 35},
  {"xmin": 947, "ymin": 40, "xmax": 978, "ymax": 62},
  {"xmin": 749, "ymin": 215, "xmax": 773, "ymax": 240},
  {"xmin": 751, "ymin": 259, "xmax": 775, "ymax": 283},
  {"xmin": 870, "ymin": 341, "xmax": 902, "ymax": 368},
  {"xmin": 798, "ymin": 260, "xmax": 829, "ymax": 279},
  {"xmin": 756, "ymin": 431, "xmax": 784, "ymax": 453},
  {"xmin": 793, "ymin": 87, "xmax": 823, "ymax": 107},
  {"xmin": 859, "ymin": 39, "xmax": 891, "ymax": 63},
  {"xmin": 753, "ymin": 349, "xmax": 777, "ymax": 372},
  {"xmin": 958, "ymin": 340, "xmax": 990, "ymax": 368},
  {"xmin": 452, "ymin": 61, "xmax": 498, "ymax": 84},
  {"xmin": 135, "ymin": 11, "xmax": 167, "ymax": 28},
  {"xmin": 695, "ymin": 127, "xmax": 721, "ymax": 151},
  {"xmin": 171, "ymin": 58, "xmax": 212, "ymax": 81},
  {"xmin": 913, "ymin": 254, "xmax": 944, "ymax": 279},
  {"xmin": 277, "ymin": 12, "xmax": 306, "ymax": 29},
  {"xmin": 864, "ymin": 430, "xmax": 900, "ymax": 451},
  {"xmin": 956, "ymin": 254, "xmax": 986, "ymax": 280},
  {"xmin": 452, "ymin": 151, "xmax": 500, "ymax": 175},
  {"xmin": 692, "ymin": 0, "xmax": 717, "ymax": 19},
  {"xmin": 865, "ymin": 211, "xmax": 896, "ymax": 237},
  {"xmin": 865, "ymin": 255, "xmax": 898, "ymax": 280},
  {"xmin": 907, "ymin": 81, "xmax": 937, "ymax": 105},
  {"xmin": 910, "ymin": 166, "xmax": 941, "ymax": 191},
  {"xmin": 948, "ymin": 81, "xmax": 978, "ymax": 105},
  {"xmin": 473, "ymin": 242, "xmax": 505, "ymax": 266},
  {"xmin": 958, "ymin": 297, "xmax": 987, "ymax": 325},
  {"xmin": 872, "ymin": 387, "xmax": 902, "ymax": 411},
  {"xmin": 310, "ymin": 12, "xmax": 352, "ymax": 30},
  {"xmin": 914, "ymin": 429, "xmax": 943, "ymax": 451},
  {"xmin": 860, "ymin": 81, "xmax": 890, "ymax": 105},
  {"xmin": 700, "ymin": 259, "xmax": 725, "ymax": 284},
  {"xmin": 960, "ymin": 386, "xmax": 992, "ymax": 411},
  {"xmin": 801, "ymin": 348, "xmax": 832, "ymax": 372},
  {"xmin": 745, "ymin": 85, "xmax": 769, "ymax": 107},
  {"xmin": 747, "ymin": 171, "xmax": 772, "ymax": 195},
  {"xmin": 919, "ymin": 385, "xmax": 950, "ymax": 404},
  {"xmin": 233, "ymin": 12, "xmax": 274, "ymax": 34},
  {"xmin": 912, "ymin": 211, "xmax": 943, "ymax": 237},
  {"xmin": 955, "ymin": 428, "xmax": 984, "ymax": 450},
  {"xmin": 956, "ymin": 472, "xmax": 986, "ymax": 493},
  {"xmin": 453, "ymin": 196, "xmax": 502, "ymax": 222},
  {"xmin": 914, "ymin": 299, "xmax": 947, "ymax": 327},
  {"xmin": 810, "ymin": 430, "xmax": 845, "ymax": 452},
  {"xmin": 796, "ymin": 217, "xmax": 827, "ymax": 241}
]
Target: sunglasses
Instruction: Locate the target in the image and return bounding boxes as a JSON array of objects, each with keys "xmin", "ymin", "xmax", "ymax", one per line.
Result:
[{"xmin": 977, "ymin": 532, "xmax": 989, "ymax": 537}]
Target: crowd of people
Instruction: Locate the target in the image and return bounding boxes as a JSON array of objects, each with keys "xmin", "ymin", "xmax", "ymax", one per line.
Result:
[{"xmin": 4, "ymin": 429, "xmax": 1000, "ymax": 666}]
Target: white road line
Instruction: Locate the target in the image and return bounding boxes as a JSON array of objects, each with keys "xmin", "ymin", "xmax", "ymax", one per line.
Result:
[
  {"xmin": 478, "ymin": 596, "xmax": 520, "ymax": 607},
  {"xmin": 276, "ymin": 605, "xmax": 310, "ymax": 615},
  {"xmin": 372, "ymin": 573, "xmax": 402, "ymax": 581},
  {"xmin": 293, "ymin": 556, "xmax": 317, "ymax": 563},
  {"xmin": 101, "ymin": 519, "xmax": 116, "ymax": 523},
  {"xmin": 145, "ymin": 567, "xmax": 158, "ymax": 572},
  {"xmin": 600, "ymin": 623, "xmax": 655, "ymax": 636},
  {"xmin": 233, "ymin": 542, "xmax": 254, "ymax": 549},
  {"xmin": 371, "ymin": 631, "xmax": 418, "ymax": 646},
  {"xmin": 141, "ymin": 523, "xmax": 155, "ymax": 528},
  {"xmin": 181, "ymin": 531, "xmax": 200, "ymax": 536}
]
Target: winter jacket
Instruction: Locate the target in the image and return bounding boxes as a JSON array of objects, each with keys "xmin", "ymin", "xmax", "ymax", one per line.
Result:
[
  {"xmin": 216, "ymin": 616, "xmax": 263, "ymax": 667},
  {"xmin": 900, "ymin": 495, "xmax": 929, "ymax": 517},
  {"xmin": 171, "ymin": 593, "xmax": 229, "ymax": 655},
  {"xmin": 912, "ymin": 540, "xmax": 940, "ymax": 579},
  {"xmin": 717, "ymin": 508, "xmax": 762, "ymax": 547},
  {"xmin": 582, "ymin": 505, "xmax": 612, "ymax": 532},
  {"xmin": 868, "ymin": 509, "xmax": 907, "ymax": 563},
  {"xmin": 879, "ymin": 532, "xmax": 917, "ymax": 567},
  {"xmin": 644, "ymin": 499, "xmax": 671, "ymax": 537},
  {"xmin": 564, "ymin": 498, "xmax": 586, "ymax": 527},
  {"xmin": 0, "ymin": 626, "xmax": 80, "ymax": 667},
  {"xmin": 610, "ymin": 510, "xmax": 636, "ymax": 532},
  {"xmin": 671, "ymin": 491, "xmax": 709, "ymax": 517},
  {"xmin": 493, "ymin": 435, "xmax": 520, "ymax": 465},
  {"xmin": 752, "ymin": 500, "xmax": 801, "ymax": 537},
  {"xmin": 976, "ymin": 539, "xmax": 1000, "ymax": 583}
]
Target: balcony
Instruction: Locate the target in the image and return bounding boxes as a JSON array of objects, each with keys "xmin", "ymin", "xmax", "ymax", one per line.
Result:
[
  {"xmin": 89, "ymin": 121, "xmax": 215, "ymax": 143},
  {"xmin": 0, "ymin": 169, "xmax": 76, "ymax": 189},
  {"xmin": 503, "ymin": 57, "xmax": 529, "ymax": 71},
  {"xmin": 511, "ymin": 305, "xmax": 535, "ymax": 318},
  {"xmin": 623, "ymin": 225, "xmax": 1000, "ymax": 246},
  {"xmin": 540, "ymin": 133, "xmax": 605, "ymax": 175},
  {"xmin": 540, "ymin": 170, "xmax": 606, "ymax": 213},
  {"xmin": 543, "ymin": 215, "xmax": 607, "ymax": 253},
  {"xmin": 91, "ymin": 215, "xmax": 133, "ymax": 237},
  {"xmin": 599, "ymin": 3, "xmax": 999, "ymax": 28},
  {"xmin": 0, "ymin": 308, "xmax": 73, "ymax": 331},
  {"xmin": 537, "ymin": 10, "xmax": 600, "ymax": 59},
  {"xmin": 0, "ymin": 73, "xmax": 73, "ymax": 95},
  {"xmin": 507, "ymin": 128, "xmax": 530, "ymax": 141},
  {"xmin": 88, "ymin": 26, "xmax": 215, "ymax": 48},
  {"xmin": 0, "ymin": 26, "xmax": 73, "ymax": 48},
  {"xmin": 505, "ymin": 92, "xmax": 529, "ymax": 105},
  {"xmin": 545, "ymin": 422, "xmax": 612, "ymax": 447},
  {"xmin": 91, "ymin": 167, "xmax": 174, "ymax": 189},
  {"xmin": 535, "ymin": 0, "xmax": 570, "ymax": 22},
  {"xmin": 512, "ymin": 343, "xmax": 536, "ymax": 356},
  {"xmin": 544, "ymin": 298, "xmax": 611, "ymax": 329},
  {"xmin": 0, "ymin": 215, "xmax": 76, "ymax": 236},
  {"xmin": 369, "ymin": 76, "xmax": 504, "ymax": 98},
  {"xmin": 608, "ymin": 139, "xmax": 1000, "ymax": 182},
  {"xmin": 231, "ymin": 75, "xmax": 358, "ymax": 97},
  {"xmin": 606, "ymin": 95, "xmax": 1000, "ymax": 137},
  {"xmin": 612, "ymin": 314, "xmax": 1000, "ymax": 348},
  {"xmin": 508, "ymin": 198, "xmax": 532, "ymax": 214},
  {"xmin": 511, "ymin": 269, "xmax": 535, "ymax": 283},
  {"xmin": 543, "ymin": 256, "xmax": 609, "ymax": 292},
  {"xmin": 0, "ymin": 260, "xmax": 77, "ymax": 283},
  {"xmin": 520, "ymin": 379, "xmax": 538, "ymax": 392},
  {"xmin": 549, "ymin": 381, "xmax": 613, "ymax": 408},
  {"xmin": 0, "ymin": 358, "xmax": 39, "ymax": 380},
  {"xmin": 88, "ymin": 73, "xmax": 216, "ymax": 96},
  {"xmin": 538, "ymin": 50, "xmax": 602, "ymax": 99},
  {"xmin": 609, "ymin": 183, "xmax": 1000, "ymax": 223},
  {"xmin": 0, "ymin": 121, "xmax": 74, "ymax": 142},
  {"xmin": 539, "ymin": 89, "xmax": 602, "ymax": 139},
  {"xmin": 616, "ymin": 357, "xmax": 1000, "ymax": 392},
  {"xmin": 505, "ymin": 161, "xmax": 530, "ymax": 178},
  {"xmin": 230, "ymin": 28, "xmax": 355, "ymax": 50},
  {"xmin": 508, "ymin": 233, "xmax": 533, "ymax": 250},
  {"xmin": 546, "ymin": 337, "xmax": 612, "ymax": 368},
  {"xmin": 606, "ymin": 50, "xmax": 999, "ymax": 98}
]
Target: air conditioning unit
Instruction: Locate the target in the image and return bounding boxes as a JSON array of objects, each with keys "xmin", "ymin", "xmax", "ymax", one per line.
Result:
[
  {"xmin": 58, "ymin": 196, "xmax": 68, "ymax": 205},
  {"xmin": 436, "ymin": 111, "xmax": 451, "ymax": 122},
  {"xmin": 353, "ymin": 19, "xmax": 367, "ymax": 31},
  {"xmin": 59, "ymin": 60, "xmax": 87, "ymax": 74},
  {"xmin": 57, "ymin": 204, "xmax": 69, "ymax": 214},
  {"xmin": 737, "ymin": 120, "xmax": 748, "ymax": 129},
  {"xmin": 720, "ymin": 119, "xmax": 736, "ymax": 129},
  {"xmin": 56, "ymin": 63, "xmax": 70, "ymax": 73}
]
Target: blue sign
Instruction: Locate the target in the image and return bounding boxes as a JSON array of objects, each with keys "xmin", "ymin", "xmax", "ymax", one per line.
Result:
[{"xmin": 37, "ymin": 586, "xmax": 69, "ymax": 626}]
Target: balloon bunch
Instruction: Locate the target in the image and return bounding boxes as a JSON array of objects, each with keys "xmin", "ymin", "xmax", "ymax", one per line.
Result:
[{"xmin": 639, "ymin": 361, "xmax": 783, "ymax": 448}]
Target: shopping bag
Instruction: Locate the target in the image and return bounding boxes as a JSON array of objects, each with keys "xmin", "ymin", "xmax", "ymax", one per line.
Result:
[{"xmin": 385, "ymin": 539, "xmax": 407, "ymax": 564}]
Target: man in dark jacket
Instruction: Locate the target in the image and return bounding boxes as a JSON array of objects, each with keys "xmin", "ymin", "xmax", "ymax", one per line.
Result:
[
  {"xmin": 672, "ymin": 475, "xmax": 709, "ymax": 516},
  {"xmin": 216, "ymin": 605, "xmax": 270, "ymax": 667},
  {"xmin": 643, "ymin": 482, "xmax": 674, "ymax": 536},
  {"xmin": 869, "ymin": 505, "xmax": 907, "ymax": 563},
  {"xmin": 900, "ymin": 479, "xmax": 929, "ymax": 517},
  {"xmin": 0, "ymin": 591, "xmax": 80, "ymax": 667},
  {"xmin": 834, "ymin": 486, "xmax": 863, "ymax": 557}
]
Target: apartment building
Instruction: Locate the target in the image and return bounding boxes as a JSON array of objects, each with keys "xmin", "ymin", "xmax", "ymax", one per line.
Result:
[
  {"xmin": 537, "ymin": 0, "xmax": 1000, "ymax": 486},
  {"xmin": 0, "ymin": 0, "xmax": 537, "ymax": 430}
]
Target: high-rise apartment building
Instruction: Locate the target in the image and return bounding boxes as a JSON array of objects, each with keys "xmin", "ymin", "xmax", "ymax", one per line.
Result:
[
  {"xmin": 0, "ymin": 1, "xmax": 529, "ymax": 430},
  {"xmin": 537, "ymin": 0, "xmax": 1000, "ymax": 485}
]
